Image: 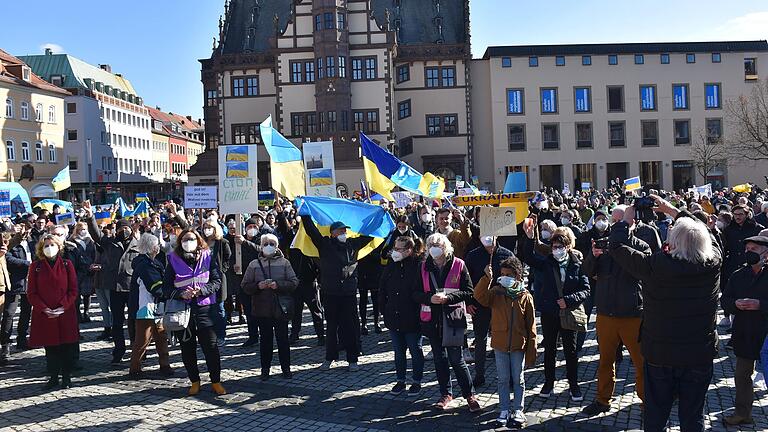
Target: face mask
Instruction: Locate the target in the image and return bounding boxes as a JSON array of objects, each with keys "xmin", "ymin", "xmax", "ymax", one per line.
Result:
[
  {"xmin": 337, "ymin": 234, "xmax": 347, "ymax": 243},
  {"xmin": 429, "ymin": 246, "xmax": 444, "ymax": 259},
  {"xmin": 208, "ymin": 215, "xmax": 218, "ymax": 222},
  {"xmin": 262, "ymin": 245, "xmax": 276, "ymax": 256},
  {"xmin": 480, "ymin": 236, "xmax": 494, "ymax": 247},
  {"xmin": 497, "ymin": 276, "xmax": 515, "ymax": 288},
  {"xmin": 398, "ymin": 228, "xmax": 408, "ymax": 235},
  {"xmin": 391, "ymin": 251, "xmax": 404, "ymax": 262},
  {"xmin": 421, "ymin": 214, "xmax": 432, "ymax": 223},
  {"xmin": 716, "ymin": 221, "xmax": 725, "ymax": 230},
  {"xmin": 595, "ymin": 220, "xmax": 609, "ymax": 232},
  {"xmin": 169, "ymin": 234, "xmax": 177, "ymax": 244},
  {"xmin": 561, "ymin": 217, "xmax": 571, "ymax": 226},
  {"xmin": 78, "ymin": 231, "xmax": 88, "ymax": 239},
  {"xmin": 537, "ymin": 201, "xmax": 549, "ymax": 210},
  {"xmin": 246, "ymin": 228, "xmax": 258, "ymax": 238},
  {"xmin": 745, "ymin": 251, "xmax": 763, "ymax": 266},
  {"xmin": 182, "ymin": 240, "xmax": 197, "ymax": 253},
  {"xmin": 552, "ymin": 247, "xmax": 568, "ymax": 262},
  {"xmin": 203, "ymin": 228, "xmax": 214, "ymax": 238},
  {"xmin": 541, "ymin": 230, "xmax": 552, "ymax": 240},
  {"xmin": 43, "ymin": 245, "xmax": 59, "ymax": 258}
]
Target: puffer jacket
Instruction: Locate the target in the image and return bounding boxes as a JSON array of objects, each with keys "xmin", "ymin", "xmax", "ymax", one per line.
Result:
[
  {"xmin": 241, "ymin": 249, "xmax": 298, "ymax": 320},
  {"xmin": 473, "ymin": 274, "xmax": 537, "ymax": 366}
]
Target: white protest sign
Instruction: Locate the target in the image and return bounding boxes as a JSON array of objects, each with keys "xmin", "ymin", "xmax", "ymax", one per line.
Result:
[
  {"xmin": 457, "ymin": 188, "xmax": 475, "ymax": 196},
  {"xmin": 562, "ymin": 183, "xmax": 571, "ymax": 196},
  {"xmin": 218, "ymin": 145, "xmax": 258, "ymax": 214},
  {"xmin": 304, "ymin": 141, "xmax": 336, "ymax": 197},
  {"xmin": 480, "ymin": 207, "xmax": 518, "ymax": 237},
  {"xmin": 391, "ymin": 191, "xmax": 412, "ymax": 209},
  {"xmin": 581, "ymin": 182, "xmax": 591, "ymax": 190},
  {"xmin": 184, "ymin": 186, "xmax": 218, "ymax": 209}
]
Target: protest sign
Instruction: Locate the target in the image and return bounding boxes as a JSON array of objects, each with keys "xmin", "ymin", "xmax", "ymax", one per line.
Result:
[
  {"xmin": 480, "ymin": 207, "xmax": 518, "ymax": 237},
  {"xmin": 184, "ymin": 186, "xmax": 218, "ymax": 209}
]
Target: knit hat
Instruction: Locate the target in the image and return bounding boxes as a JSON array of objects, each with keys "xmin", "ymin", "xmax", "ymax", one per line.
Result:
[
  {"xmin": 245, "ymin": 217, "xmax": 260, "ymax": 227},
  {"xmin": 116, "ymin": 219, "xmax": 131, "ymax": 229}
]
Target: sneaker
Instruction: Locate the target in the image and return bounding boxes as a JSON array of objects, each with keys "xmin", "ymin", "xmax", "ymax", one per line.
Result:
[
  {"xmin": 320, "ymin": 360, "xmax": 333, "ymax": 370},
  {"xmin": 348, "ymin": 362, "xmax": 360, "ymax": 372},
  {"xmin": 390, "ymin": 382, "xmax": 407, "ymax": 395},
  {"xmin": 496, "ymin": 410, "xmax": 510, "ymax": 427},
  {"xmin": 511, "ymin": 410, "xmax": 527, "ymax": 427},
  {"xmin": 435, "ymin": 394, "xmax": 453, "ymax": 410},
  {"xmin": 463, "ymin": 350, "xmax": 475, "ymax": 364},
  {"xmin": 466, "ymin": 395, "xmax": 482, "ymax": 412},
  {"xmin": 407, "ymin": 383, "xmax": 422, "ymax": 396},
  {"xmin": 582, "ymin": 401, "xmax": 610, "ymax": 416},
  {"xmin": 539, "ymin": 383, "xmax": 554, "ymax": 398},
  {"xmin": 570, "ymin": 386, "xmax": 583, "ymax": 402}
]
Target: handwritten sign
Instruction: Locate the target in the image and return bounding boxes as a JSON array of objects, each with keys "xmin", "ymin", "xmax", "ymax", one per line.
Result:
[
  {"xmin": 391, "ymin": 191, "xmax": 412, "ymax": 209},
  {"xmin": 480, "ymin": 207, "xmax": 518, "ymax": 237},
  {"xmin": 0, "ymin": 190, "xmax": 10, "ymax": 218},
  {"xmin": 218, "ymin": 145, "xmax": 258, "ymax": 214},
  {"xmin": 184, "ymin": 186, "xmax": 218, "ymax": 209}
]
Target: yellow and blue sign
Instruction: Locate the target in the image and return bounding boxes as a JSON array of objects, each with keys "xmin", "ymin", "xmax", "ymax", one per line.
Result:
[{"xmin": 624, "ymin": 176, "xmax": 642, "ymax": 192}]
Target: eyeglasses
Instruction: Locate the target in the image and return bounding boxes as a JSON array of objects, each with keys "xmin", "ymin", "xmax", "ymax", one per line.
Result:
[
  {"xmin": 262, "ymin": 243, "xmax": 277, "ymax": 247},
  {"xmin": 393, "ymin": 247, "xmax": 410, "ymax": 252}
]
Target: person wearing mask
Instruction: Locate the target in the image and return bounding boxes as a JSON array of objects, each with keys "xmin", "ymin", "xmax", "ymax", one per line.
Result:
[
  {"xmin": 721, "ymin": 235, "xmax": 768, "ymax": 426},
  {"xmin": 1, "ymin": 223, "xmax": 34, "ymax": 359},
  {"xmin": 241, "ymin": 233, "xmax": 298, "ymax": 380},
  {"xmin": 26, "ymin": 234, "xmax": 78, "ymax": 389},
  {"xmin": 560, "ymin": 210, "xmax": 583, "ymax": 238},
  {"xmin": 723, "ymin": 204, "xmax": 765, "ymax": 287},
  {"xmin": 412, "ymin": 233, "xmax": 480, "ymax": 412},
  {"xmin": 435, "ymin": 208, "xmax": 472, "ymax": 260},
  {"xmin": 163, "ymin": 228, "xmax": 225, "ymax": 396},
  {"xmin": 302, "ymin": 218, "xmax": 371, "ymax": 371},
  {"xmin": 234, "ymin": 217, "xmax": 264, "ymax": 347},
  {"xmin": 521, "ymin": 219, "xmax": 591, "ymax": 402},
  {"xmin": 609, "ymin": 198, "xmax": 721, "ymax": 432},
  {"xmin": 69, "ymin": 222, "xmax": 96, "ymax": 324},
  {"xmin": 464, "ymin": 232, "xmax": 513, "ymax": 388},
  {"xmin": 581, "ymin": 215, "xmax": 650, "ymax": 416},
  {"xmin": 381, "ymin": 216, "xmax": 419, "ymax": 264},
  {"xmin": 128, "ymin": 233, "xmax": 172, "ymax": 379},
  {"xmin": 411, "ymin": 205, "xmax": 435, "ymax": 240},
  {"xmin": 574, "ymin": 209, "xmax": 611, "ymax": 353},
  {"xmin": 379, "ymin": 236, "xmax": 424, "ymax": 396},
  {"xmin": 473, "ymin": 256, "xmax": 536, "ymax": 428},
  {"xmin": 202, "ymin": 221, "xmax": 231, "ymax": 347}
]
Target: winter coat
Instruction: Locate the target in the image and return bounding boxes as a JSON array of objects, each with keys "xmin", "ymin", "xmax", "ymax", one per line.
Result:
[
  {"xmin": 116, "ymin": 238, "xmax": 141, "ymax": 293},
  {"xmin": 378, "ymin": 255, "xmax": 422, "ymax": 333},
  {"xmin": 473, "ymin": 274, "xmax": 537, "ymax": 366},
  {"xmin": 411, "ymin": 255, "xmax": 474, "ymax": 339},
  {"xmin": 162, "ymin": 251, "xmax": 222, "ymax": 328},
  {"xmin": 723, "ymin": 218, "xmax": 764, "ymax": 284},
  {"xmin": 241, "ymin": 250, "xmax": 298, "ymax": 320},
  {"xmin": 6, "ymin": 239, "xmax": 33, "ymax": 294},
  {"xmin": 609, "ymin": 221, "xmax": 721, "ymax": 367},
  {"xmin": 209, "ymin": 239, "xmax": 232, "ymax": 302},
  {"xmin": 26, "ymin": 257, "xmax": 79, "ymax": 347},
  {"xmin": 721, "ymin": 264, "xmax": 768, "ymax": 360},
  {"xmin": 72, "ymin": 237, "xmax": 97, "ymax": 296},
  {"xmin": 129, "ymin": 254, "xmax": 165, "ymax": 320}
]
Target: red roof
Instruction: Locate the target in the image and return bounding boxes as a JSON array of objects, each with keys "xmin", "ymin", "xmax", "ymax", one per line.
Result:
[{"xmin": 0, "ymin": 48, "xmax": 69, "ymax": 95}]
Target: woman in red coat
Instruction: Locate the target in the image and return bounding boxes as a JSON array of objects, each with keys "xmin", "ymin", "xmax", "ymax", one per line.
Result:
[{"xmin": 26, "ymin": 233, "xmax": 79, "ymax": 390}]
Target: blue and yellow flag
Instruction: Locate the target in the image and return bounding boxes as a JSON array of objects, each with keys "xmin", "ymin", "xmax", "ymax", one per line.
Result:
[
  {"xmin": 94, "ymin": 211, "xmax": 113, "ymax": 225},
  {"xmin": 225, "ymin": 146, "xmax": 249, "ymax": 162},
  {"xmin": 135, "ymin": 193, "xmax": 150, "ymax": 203},
  {"xmin": 624, "ymin": 176, "xmax": 641, "ymax": 192},
  {"xmin": 51, "ymin": 166, "xmax": 71, "ymax": 192},
  {"xmin": 34, "ymin": 199, "xmax": 73, "ymax": 213},
  {"xmin": 226, "ymin": 162, "xmax": 249, "ymax": 178},
  {"xmin": 260, "ymin": 116, "xmax": 306, "ymax": 199},
  {"xmin": 291, "ymin": 196, "xmax": 395, "ymax": 259}
]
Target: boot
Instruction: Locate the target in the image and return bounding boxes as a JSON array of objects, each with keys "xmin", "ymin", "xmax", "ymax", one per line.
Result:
[
  {"xmin": 211, "ymin": 382, "xmax": 227, "ymax": 396},
  {"xmin": 188, "ymin": 381, "xmax": 201, "ymax": 396},
  {"xmin": 60, "ymin": 375, "xmax": 72, "ymax": 389},
  {"xmin": 44, "ymin": 376, "xmax": 59, "ymax": 390}
]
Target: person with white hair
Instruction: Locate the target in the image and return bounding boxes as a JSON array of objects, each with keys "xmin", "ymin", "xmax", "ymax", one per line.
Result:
[
  {"xmin": 127, "ymin": 233, "xmax": 172, "ymax": 379},
  {"xmin": 608, "ymin": 197, "xmax": 721, "ymax": 432}
]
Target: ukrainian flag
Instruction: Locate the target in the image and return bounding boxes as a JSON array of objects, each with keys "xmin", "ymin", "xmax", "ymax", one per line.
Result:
[
  {"xmin": 260, "ymin": 116, "xmax": 306, "ymax": 199},
  {"xmin": 34, "ymin": 199, "xmax": 73, "ymax": 213},
  {"xmin": 135, "ymin": 193, "xmax": 150, "ymax": 203},
  {"xmin": 95, "ymin": 211, "xmax": 113, "ymax": 225},
  {"xmin": 291, "ymin": 196, "xmax": 395, "ymax": 259},
  {"xmin": 51, "ymin": 166, "xmax": 71, "ymax": 192},
  {"xmin": 226, "ymin": 162, "xmax": 249, "ymax": 178},
  {"xmin": 226, "ymin": 146, "xmax": 249, "ymax": 162},
  {"xmin": 309, "ymin": 169, "xmax": 333, "ymax": 186},
  {"xmin": 624, "ymin": 176, "xmax": 642, "ymax": 192},
  {"xmin": 55, "ymin": 212, "xmax": 75, "ymax": 226}
]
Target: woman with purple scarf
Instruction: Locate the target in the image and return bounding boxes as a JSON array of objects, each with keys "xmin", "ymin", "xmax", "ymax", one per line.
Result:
[{"xmin": 163, "ymin": 228, "xmax": 225, "ymax": 396}]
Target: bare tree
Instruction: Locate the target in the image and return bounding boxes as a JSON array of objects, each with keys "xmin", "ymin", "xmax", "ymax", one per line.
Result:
[
  {"xmin": 690, "ymin": 128, "xmax": 730, "ymax": 183},
  {"xmin": 725, "ymin": 77, "xmax": 768, "ymax": 160}
]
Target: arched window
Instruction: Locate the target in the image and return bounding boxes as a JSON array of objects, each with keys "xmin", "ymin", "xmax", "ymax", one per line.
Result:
[
  {"xmin": 48, "ymin": 143, "xmax": 56, "ymax": 162},
  {"xmin": 20, "ymin": 102, "xmax": 29, "ymax": 120},
  {"xmin": 48, "ymin": 105, "xmax": 56, "ymax": 123},
  {"xmin": 5, "ymin": 98, "xmax": 13, "ymax": 118},
  {"xmin": 5, "ymin": 140, "xmax": 15, "ymax": 161},
  {"xmin": 35, "ymin": 142, "xmax": 43, "ymax": 162},
  {"xmin": 35, "ymin": 103, "xmax": 43, "ymax": 122},
  {"xmin": 21, "ymin": 141, "xmax": 30, "ymax": 162}
]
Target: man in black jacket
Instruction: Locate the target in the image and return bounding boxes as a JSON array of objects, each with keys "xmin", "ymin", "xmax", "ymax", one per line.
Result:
[
  {"xmin": 233, "ymin": 217, "xmax": 264, "ymax": 347},
  {"xmin": 303, "ymin": 218, "xmax": 371, "ymax": 371},
  {"xmin": 582, "ymin": 219, "xmax": 651, "ymax": 416},
  {"xmin": 0, "ymin": 224, "xmax": 33, "ymax": 360},
  {"xmin": 723, "ymin": 204, "xmax": 764, "ymax": 286}
]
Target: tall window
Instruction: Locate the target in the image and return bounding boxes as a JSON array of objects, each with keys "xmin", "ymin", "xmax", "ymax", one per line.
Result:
[
  {"xmin": 232, "ymin": 124, "xmax": 259, "ymax": 144},
  {"xmin": 575, "ymin": 122, "xmax": 593, "ymax": 149},
  {"xmin": 706, "ymin": 118, "xmax": 723, "ymax": 144},
  {"xmin": 641, "ymin": 120, "xmax": 659, "ymax": 146},
  {"xmin": 640, "ymin": 85, "xmax": 657, "ymax": 111},
  {"xmin": 609, "ymin": 121, "xmax": 626, "ymax": 148},
  {"xmin": 20, "ymin": 102, "xmax": 29, "ymax": 120},
  {"xmin": 305, "ymin": 60, "xmax": 315, "ymax": 82},
  {"xmin": 507, "ymin": 88, "xmax": 524, "ymax": 115},
  {"xmin": 21, "ymin": 142, "xmax": 30, "ymax": 161},
  {"xmin": 291, "ymin": 114, "xmax": 305, "ymax": 137},
  {"xmin": 35, "ymin": 103, "xmax": 42, "ymax": 121},
  {"xmin": 425, "ymin": 67, "xmax": 439, "ymax": 87},
  {"xmin": 338, "ymin": 56, "xmax": 346, "ymax": 78},
  {"xmin": 246, "ymin": 77, "xmax": 259, "ymax": 96},
  {"xmin": 398, "ymin": 100, "xmax": 411, "ymax": 119},
  {"xmin": 745, "ymin": 58, "xmax": 758, "ymax": 79},
  {"xmin": 5, "ymin": 140, "xmax": 15, "ymax": 161},
  {"xmin": 507, "ymin": 124, "xmax": 526, "ymax": 151},
  {"xmin": 397, "ymin": 64, "xmax": 410, "ymax": 83},
  {"xmin": 351, "ymin": 58, "xmax": 362, "ymax": 80},
  {"xmin": 426, "ymin": 115, "xmax": 442, "ymax": 136},
  {"xmin": 364, "ymin": 58, "xmax": 377, "ymax": 80},
  {"xmin": 232, "ymin": 78, "xmax": 245, "ymax": 97},
  {"xmin": 705, "ymin": 83, "xmax": 722, "ymax": 109},
  {"xmin": 673, "ymin": 84, "xmax": 689, "ymax": 110},
  {"xmin": 326, "ymin": 56, "xmax": 335, "ymax": 78},
  {"xmin": 5, "ymin": 98, "xmax": 13, "ymax": 118},
  {"xmin": 607, "ymin": 86, "xmax": 624, "ymax": 112},
  {"xmin": 540, "ymin": 88, "xmax": 558, "ymax": 114},
  {"xmin": 206, "ymin": 90, "xmax": 218, "ymax": 106},
  {"xmin": 574, "ymin": 87, "xmax": 591, "ymax": 113},
  {"xmin": 337, "ymin": 12, "xmax": 346, "ymax": 30},
  {"xmin": 441, "ymin": 67, "xmax": 455, "ymax": 87},
  {"xmin": 290, "ymin": 61, "xmax": 303, "ymax": 83},
  {"xmin": 35, "ymin": 142, "xmax": 43, "ymax": 162},
  {"xmin": 542, "ymin": 124, "xmax": 559, "ymax": 150},
  {"xmin": 306, "ymin": 113, "xmax": 317, "ymax": 134},
  {"xmin": 674, "ymin": 119, "xmax": 691, "ymax": 145},
  {"xmin": 327, "ymin": 111, "xmax": 337, "ymax": 132},
  {"xmin": 314, "ymin": 15, "xmax": 321, "ymax": 31},
  {"xmin": 366, "ymin": 111, "xmax": 379, "ymax": 132},
  {"xmin": 324, "ymin": 12, "xmax": 334, "ymax": 29},
  {"xmin": 443, "ymin": 115, "xmax": 457, "ymax": 135},
  {"xmin": 353, "ymin": 111, "xmax": 365, "ymax": 131}
]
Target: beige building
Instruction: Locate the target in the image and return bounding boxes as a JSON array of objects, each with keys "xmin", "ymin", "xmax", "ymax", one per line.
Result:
[{"xmin": 0, "ymin": 48, "xmax": 68, "ymax": 199}]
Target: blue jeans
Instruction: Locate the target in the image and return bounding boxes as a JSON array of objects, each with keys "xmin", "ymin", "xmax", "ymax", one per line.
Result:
[
  {"xmin": 495, "ymin": 350, "xmax": 525, "ymax": 412},
  {"xmin": 644, "ymin": 361, "xmax": 712, "ymax": 432},
  {"xmin": 390, "ymin": 330, "xmax": 424, "ymax": 384},
  {"xmin": 429, "ymin": 337, "xmax": 474, "ymax": 398},
  {"xmin": 762, "ymin": 335, "xmax": 768, "ymax": 378},
  {"xmin": 214, "ymin": 302, "xmax": 226, "ymax": 340}
]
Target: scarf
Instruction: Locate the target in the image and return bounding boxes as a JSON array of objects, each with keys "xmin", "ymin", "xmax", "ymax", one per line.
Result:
[{"xmin": 502, "ymin": 280, "xmax": 526, "ymax": 300}]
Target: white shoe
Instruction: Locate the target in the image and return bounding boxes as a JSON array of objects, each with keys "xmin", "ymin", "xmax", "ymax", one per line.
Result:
[
  {"xmin": 348, "ymin": 362, "xmax": 360, "ymax": 372},
  {"xmin": 718, "ymin": 316, "xmax": 731, "ymax": 327},
  {"xmin": 496, "ymin": 410, "xmax": 509, "ymax": 427},
  {"xmin": 512, "ymin": 410, "xmax": 526, "ymax": 426},
  {"xmin": 754, "ymin": 372, "xmax": 766, "ymax": 390},
  {"xmin": 320, "ymin": 360, "xmax": 333, "ymax": 370}
]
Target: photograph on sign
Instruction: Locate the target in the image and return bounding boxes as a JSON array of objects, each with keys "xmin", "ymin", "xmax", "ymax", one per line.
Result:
[
  {"xmin": 303, "ymin": 141, "xmax": 336, "ymax": 197},
  {"xmin": 480, "ymin": 207, "xmax": 518, "ymax": 237},
  {"xmin": 218, "ymin": 145, "xmax": 258, "ymax": 214}
]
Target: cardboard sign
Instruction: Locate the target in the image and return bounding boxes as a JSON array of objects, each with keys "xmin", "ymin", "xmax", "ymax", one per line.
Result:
[
  {"xmin": 304, "ymin": 141, "xmax": 337, "ymax": 197},
  {"xmin": 452, "ymin": 192, "xmax": 535, "ymax": 207},
  {"xmin": 457, "ymin": 188, "xmax": 475, "ymax": 196},
  {"xmin": 184, "ymin": 186, "xmax": 218, "ymax": 209},
  {"xmin": 480, "ymin": 207, "xmax": 518, "ymax": 237},
  {"xmin": 218, "ymin": 145, "xmax": 258, "ymax": 214}
]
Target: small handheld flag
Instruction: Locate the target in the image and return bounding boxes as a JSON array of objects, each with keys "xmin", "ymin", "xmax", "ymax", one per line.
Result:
[
  {"xmin": 51, "ymin": 166, "xmax": 71, "ymax": 192},
  {"xmin": 624, "ymin": 176, "xmax": 641, "ymax": 192}
]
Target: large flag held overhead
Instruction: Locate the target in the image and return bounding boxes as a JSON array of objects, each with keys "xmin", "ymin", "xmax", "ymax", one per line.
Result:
[
  {"xmin": 51, "ymin": 166, "xmax": 71, "ymax": 192},
  {"xmin": 34, "ymin": 199, "xmax": 74, "ymax": 212},
  {"xmin": 260, "ymin": 116, "xmax": 306, "ymax": 199},
  {"xmin": 359, "ymin": 132, "xmax": 445, "ymax": 201},
  {"xmin": 291, "ymin": 196, "xmax": 395, "ymax": 259}
]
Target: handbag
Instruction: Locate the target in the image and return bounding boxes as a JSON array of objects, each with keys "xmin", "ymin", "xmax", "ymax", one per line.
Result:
[
  {"xmin": 258, "ymin": 258, "xmax": 294, "ymax": 321},
  {"xmin": 162, "ymin": 292, "xmax": 191, "ymax": 332},
  {"xmin": 553, "ymin": 264, "xmax": 588, "ymax": 333}
]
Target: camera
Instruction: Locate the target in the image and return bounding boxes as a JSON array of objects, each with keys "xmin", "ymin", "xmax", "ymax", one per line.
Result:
[
  {"xmin": 594, "ymin": 238, "xmax": 609, "ymax": 250},
  {"xmin": 631, "ymin": 196, "xmax": 656, "ymax": 223}
]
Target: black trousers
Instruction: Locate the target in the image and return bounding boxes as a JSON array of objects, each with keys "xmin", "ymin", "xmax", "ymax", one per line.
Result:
[
  {"xmin": 291, "ymin": 282, "xmax": 324, "ymax": 338},
  {"xmin": 239, "ymin": 292, "xmax": 260, "ymax": 342},
  {"xmin": 541, "ymin": 311, "xmax": 579, "ymax": 387},
  {"xmin": 178, "ymin": 320, "xmax": 221, "ymax": 383},
  {"xmin": 1, "ymin": 293, "xmax": 31, "ymax": 345},
  {"xmin": 256, "ymin": 318, "xmax": 291, "ymax": 373},
  {"xmin": 322, "ymin": 294, "xmax": 360, "ymax": 363},
  {"xmin": 110, "ymin": 291, "xmax": 134, "ymax": 358},
  {"xmin": 644, "ymin": 362, "xmax": 712, "ymax": 432},
  {"xmin": 45, "ymin": 343, "xmax": 77, "ymax": 379},
  {"xmin": 358, "ymin": 283, "xmax": 380, "ymax": 327},
  {"xmin": 472, "ymin": 305, "xmax": 492, "ymax": 380}
]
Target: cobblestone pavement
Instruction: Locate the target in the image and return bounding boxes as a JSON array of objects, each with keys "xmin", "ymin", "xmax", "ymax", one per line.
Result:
[{"xmin": 0, "ymin": 303, "xmax": 765, "ymax": 431}]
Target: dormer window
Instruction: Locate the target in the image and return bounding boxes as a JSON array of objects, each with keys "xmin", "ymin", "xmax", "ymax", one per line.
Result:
[
  {"xmin": 22, "ymin": 66, "xmax": 31, "ymax": 82},
  {"xmin": 51, "ymin": 75, "xmax": 63, "ymax": 87}
]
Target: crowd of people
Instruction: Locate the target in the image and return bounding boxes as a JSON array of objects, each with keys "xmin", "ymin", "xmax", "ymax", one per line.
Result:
[{"xmin": 1, "ymin": 183, "xmax": 767, "ymax": 431}]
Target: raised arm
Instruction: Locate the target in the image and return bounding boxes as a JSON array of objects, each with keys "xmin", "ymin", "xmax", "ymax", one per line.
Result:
[{"xmin": 302, "ymin": 217, "xmax": 324, "ymax": 249}]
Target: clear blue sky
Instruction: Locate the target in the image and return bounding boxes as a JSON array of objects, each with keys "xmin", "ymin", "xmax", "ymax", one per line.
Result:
[{"xmin": 1, "ymin": 1, "xmax": 766, "ymax": 120}]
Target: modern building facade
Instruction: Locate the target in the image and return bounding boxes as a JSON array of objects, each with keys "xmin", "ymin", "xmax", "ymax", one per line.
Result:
[
  {"xmin": 1, "ymin": 48, "xmax": 68, "ymax": 199},
  {"xmin": 191, "ymin": 0, "xmax": 768, "ymax": 195}
]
